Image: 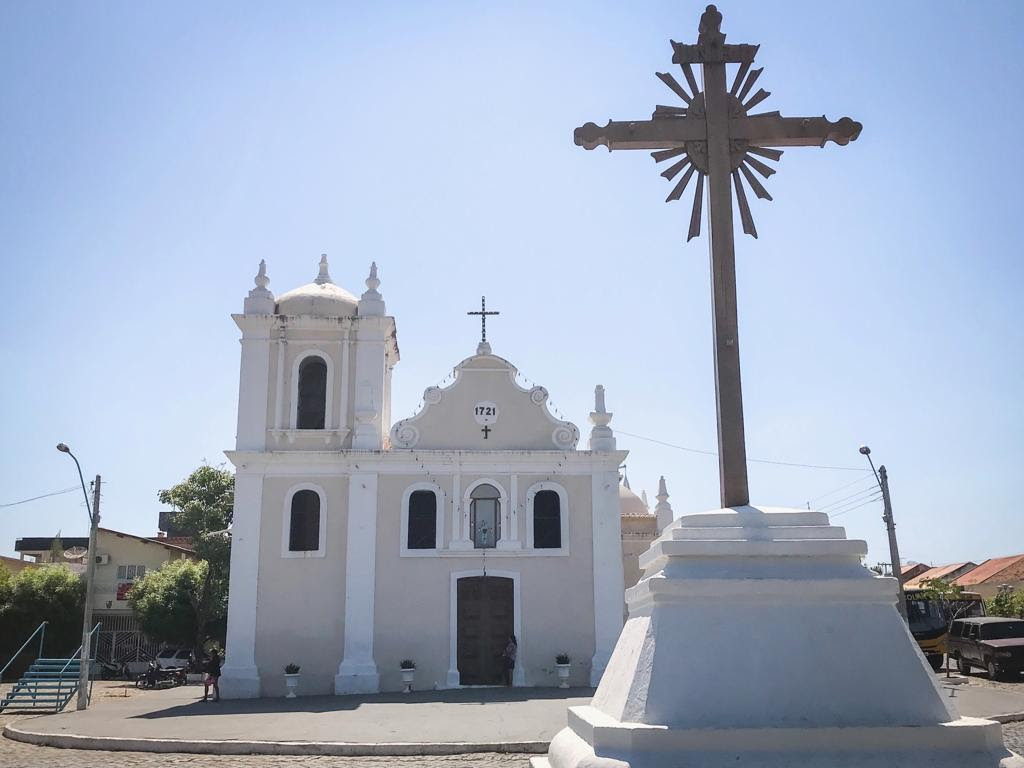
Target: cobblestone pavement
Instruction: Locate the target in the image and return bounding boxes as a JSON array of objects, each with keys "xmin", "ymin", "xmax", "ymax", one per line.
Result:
[{"xmin": 0, "ymin": 718, "xmax": 532, "ymax": 768}]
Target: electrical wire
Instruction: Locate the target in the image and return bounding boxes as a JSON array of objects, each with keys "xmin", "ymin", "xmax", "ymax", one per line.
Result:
[
  {"xmin": 0, "ymin": 487, "xmax": 79, "ymax": 508},
  {"xmin": 615, "ymin": 429, "xmax": 865, "ymax": 471},
  {"xmin": 817, "ymin": 483, "xmax": 881, "ymax": 513},
  {"xmin": 806, "ymin": 473, "xmax": 875, "ymax": 505},
  {"xmin": 830, "ymin": 493, "xmax": 883, "ymax": 518}
]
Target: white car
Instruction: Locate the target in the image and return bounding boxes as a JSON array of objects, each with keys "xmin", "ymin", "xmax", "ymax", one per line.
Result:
[{"xmin": 154, "ymin": 647, "xmax": 191, "ymax": 669}]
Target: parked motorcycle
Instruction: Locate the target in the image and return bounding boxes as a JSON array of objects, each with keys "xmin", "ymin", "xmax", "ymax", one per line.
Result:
[{"xmin": 135, "ymin": 660, "xmax": 186, "ymax": 689}]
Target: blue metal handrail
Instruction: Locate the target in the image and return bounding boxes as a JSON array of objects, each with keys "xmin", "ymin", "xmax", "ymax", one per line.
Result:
[
  {"xmin": 56, "ymin": 622, "xmax": 101, "ymax": 707},
  {"xmin": 0, "ymin": 621, "xmax": 47, "ymax": 682}
]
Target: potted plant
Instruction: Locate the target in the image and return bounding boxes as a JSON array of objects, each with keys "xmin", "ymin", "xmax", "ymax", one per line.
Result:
[
  {"xmin": 284, "ymin": 663, "xmax": 301, "ymax": 698},
  {"xmin": 555, "ymin": 654, "xmax": 571, "ymax": 688},
  {"xmin": 399, "ymin": 659, "xmax": 416, "ymax": 693}
]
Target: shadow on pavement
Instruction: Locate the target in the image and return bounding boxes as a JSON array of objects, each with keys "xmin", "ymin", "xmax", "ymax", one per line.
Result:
[{"xmin": 133, "ymin": 686, "xmax": 596, "ymax": 718}]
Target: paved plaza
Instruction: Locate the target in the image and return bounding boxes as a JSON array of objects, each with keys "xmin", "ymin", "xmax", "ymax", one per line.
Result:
[{"xmin": 2, "ymin": 673, "xmax": 1024, "ymax": 767}]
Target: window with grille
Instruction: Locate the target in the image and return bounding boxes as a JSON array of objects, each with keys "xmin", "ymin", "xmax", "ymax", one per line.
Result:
[{"xmin": 116, "ymin": 564, "xmax": 146, "ymax": 580}]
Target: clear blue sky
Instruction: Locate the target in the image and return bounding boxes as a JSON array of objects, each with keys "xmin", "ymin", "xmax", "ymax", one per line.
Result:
[{"xmin": 2, "ymin": 1, "xmax": 1021, "ymax": 568}]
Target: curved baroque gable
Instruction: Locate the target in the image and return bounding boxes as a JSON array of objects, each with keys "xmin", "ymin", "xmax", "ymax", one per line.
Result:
[{"xmin": 390, "ymin": 354, "xmax": 579, "ymax": 451}]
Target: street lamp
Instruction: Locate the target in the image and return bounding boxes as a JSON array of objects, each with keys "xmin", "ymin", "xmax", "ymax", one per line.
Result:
[
  {"xmin": 56, "ymin": 443, "xmax": 99, "ymax": 711},
  {"xmin": 860, "ymin": 445, "xmax": 908, "ymax": 623}
]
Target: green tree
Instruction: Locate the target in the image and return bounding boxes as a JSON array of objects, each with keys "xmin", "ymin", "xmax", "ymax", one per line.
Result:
[
  {"xmin": 987, "ymin": 590, "xmax": 1024, "ymax": 619},
  {"xmin": 136, "ymin": 464, "xmax": 234, "ymax": 655},
  {"xmin": 918, "ymin": 577, "xmax": 964, "ymax": 603},
  {"xmin": 129, "ymin": 559, "xmax": 223, "ymax": 652},
  {"xmin": 0, "ymin": 565, "xmax": 85, "ymax": 676}
]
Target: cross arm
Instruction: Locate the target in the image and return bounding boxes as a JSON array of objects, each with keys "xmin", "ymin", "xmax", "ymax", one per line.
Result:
[
  {"xmin": 574, "ymin": 118, "xmax": 706, "ymax": 151},
  {"xmin": 731, "ymin": 113, "xmax": 862, "ymax": 147}
]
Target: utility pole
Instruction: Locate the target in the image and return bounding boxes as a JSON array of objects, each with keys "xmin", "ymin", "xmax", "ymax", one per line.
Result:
[
  {"xmin": 859, "ymin": 445, "xmax": 908, "ymax": 623},
  {"xmin": 878, "ymin": 465, "xmax": 908, "ymax": 623},
  {"xmin": 77, "ymin": 474, "xmax": 100, "ymax": 710}
]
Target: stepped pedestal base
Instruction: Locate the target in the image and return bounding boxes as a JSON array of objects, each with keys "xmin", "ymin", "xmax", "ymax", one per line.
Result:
[
  {"xmin": 532, "ymin": 707, "xmax": 1022, "ymax": 768},
  {"xmin": 534, "ymin": 505, "xmax": 1023, "ymax": 768}
]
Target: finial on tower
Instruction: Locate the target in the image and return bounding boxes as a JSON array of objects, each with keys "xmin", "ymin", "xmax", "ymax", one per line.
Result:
[
  {"xmin": 243, "ymin": 259, "xmax": 275, "ymax": 314},
  {"xmin": 255, "ymin": 259, "xmax": 269, "ymax": 289},
  {"xmin": 358, "ymin": 261, "xmax": 386, "ymax": 316},
  {"xmin": 655, "ymin": 475, "xmax": 674, "ymax": 533},
  {"xmin": 315, "ymin": 254, "xmax": 333, "ymax": 285},
  {"xmin": 588, "ymin": 384, "xmax": 616, "ymax": 452}
]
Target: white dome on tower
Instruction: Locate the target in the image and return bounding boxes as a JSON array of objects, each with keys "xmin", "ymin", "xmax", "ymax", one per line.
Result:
[
  {"xmin": 276, "ymin": 254, "xmax": 359, "ymax": 317},
  {"xmin": 618, "ymin": 472, "xmax": 650, "ymax": 518}
]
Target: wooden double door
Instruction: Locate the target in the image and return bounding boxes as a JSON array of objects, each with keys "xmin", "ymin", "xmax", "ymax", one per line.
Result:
[{"xmin": 457, "ymin": 576, "xmax": 514, "ymax": 685}]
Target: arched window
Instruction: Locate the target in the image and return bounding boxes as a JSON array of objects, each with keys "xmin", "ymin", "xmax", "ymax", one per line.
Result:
[
  {"xmin": 296, "ymin": 356, "xmax": 327, "ymax": 429},
  {"xmin": 288, "ymin": 489, "xmax": 320, "ymax": 552},
  {"xmin": 533, "ymin": 490, "xmax": 561, "ymax": 549},
  {"xmin": 407, "ymin": 490, "xmax": 437, "ymax": 550},
  {"xmin": 470, "ymin": 484, "xmax": 500, "ymax": 549}
]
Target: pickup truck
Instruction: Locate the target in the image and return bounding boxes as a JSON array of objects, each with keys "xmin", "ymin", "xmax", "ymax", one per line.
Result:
[{"xmin": 947, "ymin": 617, "xmax": 1024, "ymax": 679}]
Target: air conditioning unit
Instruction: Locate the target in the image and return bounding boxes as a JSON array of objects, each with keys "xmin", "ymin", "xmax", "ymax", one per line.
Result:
[{"xmin": 94, "ymin": 554, "xmax": 110, "ymax": 565}]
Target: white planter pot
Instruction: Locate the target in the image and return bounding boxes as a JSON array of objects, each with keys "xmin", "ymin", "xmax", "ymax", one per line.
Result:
[
  {"xmin": 284, "ymin": 673, "xmax": 300, "ymax": 699},
  {"xmin": 400, "ymin": 668, "xmax": 416, "ymax": 693},
  {"xmin": 556, "ymin": 663, "xmax": 571, "ymax": 689}
]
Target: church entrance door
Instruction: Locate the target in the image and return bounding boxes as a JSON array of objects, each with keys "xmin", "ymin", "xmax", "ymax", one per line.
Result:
[{"xmin": 457, "ymin": 576, "xmax": 514, "ymax": 685}]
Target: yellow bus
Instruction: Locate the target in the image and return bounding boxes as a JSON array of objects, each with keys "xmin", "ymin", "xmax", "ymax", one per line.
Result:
[{"xmin": 905, "ymin": 587, "xmax": 985, "ymax": 670}]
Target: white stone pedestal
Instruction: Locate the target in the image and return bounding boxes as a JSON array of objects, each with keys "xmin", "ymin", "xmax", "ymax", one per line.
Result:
[
  {"xmin": 219, "ymin": 665, "xmax": 261, "ymax": 699},
  {"xmin": 533, "ymin": 505, "xmax": 1023, "ymax": 768}
]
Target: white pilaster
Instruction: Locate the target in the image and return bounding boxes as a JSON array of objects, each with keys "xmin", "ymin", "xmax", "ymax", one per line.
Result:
[
  {"xmin": 497, "ymin": 474, "xmax": 522, "ymax": 549},
  {"xmin": 339, "ymin": 329, "xmax": 350, "ymax": 434},
  {"xmin": 351, "ymin": 333, "xmax": 386, "ymax": 450},
  {"xmin": 335, "ymin": 472, "xmax": 380, "ymax": 694},
  {"xmin": 273, "ymin": 333, "xmax": 286, "ymax": 430},
  {"xmin": 219, "ymin": 470, "xmax": 264, "ymax": 698},
  {"xmin": 590, "ymin": 468, "xmax": 625, "ymax": 685},
  {"xmin": 449, "ymin": 470, "xmax": 473, "ymax": 549},
  {"xmin": 233, "ymin": 316, "xmax": 274, "ymax": 452}
]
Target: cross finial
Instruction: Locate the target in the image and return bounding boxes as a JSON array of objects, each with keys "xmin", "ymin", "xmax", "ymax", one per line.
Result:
[{"xmin": 467, "ymin": 296, "xmax": 499, "ymax": 355}]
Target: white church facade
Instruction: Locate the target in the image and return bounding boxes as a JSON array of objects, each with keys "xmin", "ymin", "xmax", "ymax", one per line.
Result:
[{"xmin": 219, "ymin": 256, "xmax": 670, "ymax": 698}]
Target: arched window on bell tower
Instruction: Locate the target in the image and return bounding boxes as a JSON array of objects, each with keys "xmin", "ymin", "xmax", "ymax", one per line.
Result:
[{"xmin": 296, "ymin": 356, "xmax": 327, "ymax": 429}]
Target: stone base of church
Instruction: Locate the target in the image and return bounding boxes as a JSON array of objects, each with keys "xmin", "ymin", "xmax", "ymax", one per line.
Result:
[
  {"xmin": 219, "ymin": 665, "xmax": 262, "ymax": 699},
  {"xmin": 334, "ymin": 661, "xmax": 381, "ymax": 695},
  {"xmin": 533, "ymin": 505, "xmax": 1023, "ymax": 768},
  {"xmin": 532, "ymin": 707, "xmax": 1023, "ymax": 768}
]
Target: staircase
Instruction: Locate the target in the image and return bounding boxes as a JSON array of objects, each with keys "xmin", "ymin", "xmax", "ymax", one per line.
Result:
[
  {"xmin": 0, "ymin": 621, "xmax": 101, "ymax": 713},
  {"xmin": 0, "ymin": 658, "xmax": 82, "ymax": 712}
]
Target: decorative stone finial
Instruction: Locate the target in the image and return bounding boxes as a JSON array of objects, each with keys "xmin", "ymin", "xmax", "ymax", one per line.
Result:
[
  {"xmin": 622, "ymin": 471, "xmax": 631, "ymax": 490},
  {"xmin": 243, "ymin": 259, "xmax": 275, "ymax": 314},
  {"xmin": 358, "ymin": 260, "xmax": 386, "ymax": 316},
  {"xmin": 476, "ymin": 340, "xmax": 492, "ymax": 356},
  {"xmin": 315, "ymin": 254, "xmax": 333, "ymax": 285},
  {"xmin": 255, "ymin": 259, "xmax": 269, "ymax": 289},
  {"xmin": 642, "ymin": 490, "xmax": 649, "ymax": 508},
  {"xmin": 655, "ymin": 475, "xmax": 674, "ymax": 533},
  {"xmin": 588, "ymin": 384, "xmax": 616, "ymax": 452}
]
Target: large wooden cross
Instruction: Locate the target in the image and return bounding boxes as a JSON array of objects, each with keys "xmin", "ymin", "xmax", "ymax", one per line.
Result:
[{"xmin": 575, "ymin": 4, "xmax": 861, "ymax": 509}]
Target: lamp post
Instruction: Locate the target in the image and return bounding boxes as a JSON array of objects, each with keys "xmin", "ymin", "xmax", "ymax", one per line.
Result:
[
  {"xmin": 859, "ymin": 445, "xmax": 908, "ymax": 623},
  {"xmin": 56, "ymin": 443, "xmax": 100, "ymax": 710}
]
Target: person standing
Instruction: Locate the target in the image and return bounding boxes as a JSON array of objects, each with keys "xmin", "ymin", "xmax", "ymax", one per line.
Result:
[
  {"xmin": 202, "ymin": 649, "xmax": 222, "ymax": 702},
  {"xmin": 501, "ymin": 634, "xmax": 517, "ymax": 687}
]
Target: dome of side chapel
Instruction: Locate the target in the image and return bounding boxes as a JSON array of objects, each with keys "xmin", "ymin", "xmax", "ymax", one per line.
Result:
[
  {"xmin": 275, "ymin": 254, "xmax": 359, "ymax": 317},
  {"xmin": 618, "ymin": 474, "xmax": 651, "ymax": 518}
]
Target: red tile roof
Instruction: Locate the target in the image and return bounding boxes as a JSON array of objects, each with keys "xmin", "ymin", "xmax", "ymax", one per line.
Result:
[
  {"xmin": 905, "ymin": 562, "xmax": 975, "ymax": 588},
  {"xmin": 955, "ymin": 555, "xmax": 1024, "ymax": 586}
]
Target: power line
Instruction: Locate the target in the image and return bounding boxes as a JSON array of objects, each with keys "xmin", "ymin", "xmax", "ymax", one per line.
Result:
[
  {"xmin": 806, "ymin": 473, "xmax": 875, "ymax": 505},
  {"xmin": 818, "ymin": 483, "xmax": 881, "ymax": 513},
  {"xmin": 830, "ymin": 492, "xmax": 883, "ymax": 518},
  {"xmin": 0, "ymin": 487, "xmax": 79, "ymax": 509},
  {"xmin": 616, "ymin": 429, "xmax": 865, "ymax": 471}
]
